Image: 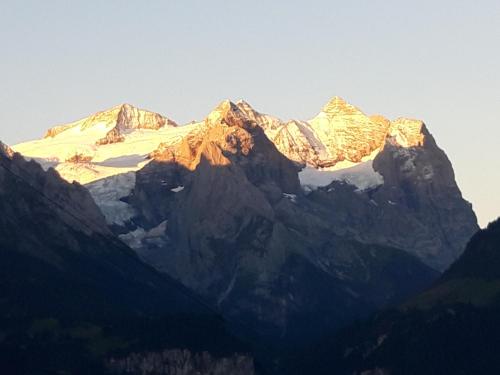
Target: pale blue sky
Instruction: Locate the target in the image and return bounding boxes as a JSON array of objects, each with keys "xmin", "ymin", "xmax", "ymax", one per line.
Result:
[{"xmin": 0, "ymin": 0, "xmax": 499, "ymax": 226}]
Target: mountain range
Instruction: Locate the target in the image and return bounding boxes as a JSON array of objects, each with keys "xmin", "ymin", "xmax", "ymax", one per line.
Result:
[{"xmin": 3, "ymin": 96, "xmax": 485, "ymax": 373}]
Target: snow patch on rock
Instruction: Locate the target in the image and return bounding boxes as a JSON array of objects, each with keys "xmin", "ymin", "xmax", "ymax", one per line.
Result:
[{"xmin": 299, "ymin": 160, "xmax": 384, "ymax": 192}]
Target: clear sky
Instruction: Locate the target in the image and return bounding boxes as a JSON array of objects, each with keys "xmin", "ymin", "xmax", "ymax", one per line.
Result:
[{"xmin": 0, "ymin": 0, "xmax": 499, "ymax": 226}]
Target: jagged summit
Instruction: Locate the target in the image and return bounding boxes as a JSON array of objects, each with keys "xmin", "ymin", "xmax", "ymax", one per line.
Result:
[
  {"xmin": 206, "ymin": 100, "xmax": 249, "ymax": 127},
  {"xmin": 14, "ymin": 97, "xmax": 434, "ymax": 185},
  {"xmin": 44, "ymin": 103, "xmax": 176, "ymax": 139},
  {"xmin": 319, "ymin": 96, "xmax": 363, "ymax": 116},
  {"xmin": 235, "ymin": 99, "xmax": 252, "ymax": 108},
  {"xmin": 387, "ymin": 117, "xmax": 426, "ymax": 148}
]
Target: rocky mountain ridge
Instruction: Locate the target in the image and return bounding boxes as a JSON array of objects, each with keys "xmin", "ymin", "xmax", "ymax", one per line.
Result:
[{"xmin": 14, "ymin": 97, "xmax": 431, "ymax": 186}]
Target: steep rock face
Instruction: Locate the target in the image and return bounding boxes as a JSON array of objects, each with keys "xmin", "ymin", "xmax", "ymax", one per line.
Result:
[
  {"xmin": 124, "ymin": 101, "xmax": 438, "ymax": 344},
  {"xmin": 304, "ymin": 121, "xmax": 478, "ymax": 270},
  {"xmin": 132, "ymin": 101, "xmax": 301, "ymax": 294},
  {"xmin": 371, "ymin": 122, "xmax": 477, "ymax": 269}
]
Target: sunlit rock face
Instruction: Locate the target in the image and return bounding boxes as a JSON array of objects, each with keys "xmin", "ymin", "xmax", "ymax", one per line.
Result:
[
  {"xmin": 235, "ymin": 97, "xmax": 428, "ymax": 169},
  {"xmin": 307, "ymin": 96, "xmax": 390, "ymax": 165}
]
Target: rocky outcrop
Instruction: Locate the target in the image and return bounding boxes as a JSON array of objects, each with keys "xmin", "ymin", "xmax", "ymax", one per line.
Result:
[
  {"xmin": 107, "ymin": 349, "xmax": 255, "ymax": 375},
  {"xmin": 43, "ymin": 103, "xmax": 176, "ymax": 141},
  {"xmin": 0, "ymin": 141, "xmax": 13, "ymax": 157},
  {"xmin": 94, "ymin": 104, "xmax": 175, "ymax": 145},
  {"xmin": 96, "ymin": 126, "xmax": 125, "ymax": 145}
]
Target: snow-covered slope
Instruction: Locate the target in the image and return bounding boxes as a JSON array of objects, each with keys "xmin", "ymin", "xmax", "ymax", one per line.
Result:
[
  {"xmin": 13, "ymin": 104, "xmax": 196, "ymax": 184},
  {"xmin": 232, "ymin": 97, "xmax": 428, "ymax": 192},
  {"xmin": 12, "ymin": 98, "xmax": 428, "ymax": 192}
]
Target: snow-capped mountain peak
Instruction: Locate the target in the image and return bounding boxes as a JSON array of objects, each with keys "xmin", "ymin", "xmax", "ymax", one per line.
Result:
[
  {"xmin": 43, "ymin": 103, "xmax": 176, "ymax": 140},
  {"xmin": 206, "ymin": 100, "xmax": 247, "ymax": 127},
  {"xmin": 319, "ymin": 96, "xmax": 363, "ymax": 116},
  {"xmin": 12, "ymin": 98, "xmax": 431, "ymax": 192},
  {"xmin": 13, "ymin": 104, "xmax": 193, "ymax": 184}
]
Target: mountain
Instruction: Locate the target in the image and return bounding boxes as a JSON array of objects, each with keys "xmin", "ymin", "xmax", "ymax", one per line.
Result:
[
  {"xmin": 234, "ymin": 99, "xmax": 478, "ymax": 270},
  {"xmin": 14, "ymin": 97, "xmax": 478, "ymax": 270},
  {"xmin": 10, "ymin": 96, "xmax": 477, "ymax": 352},
  {"xmin": 292, "ymin": 219, "xmax": 500, "ymax": 375},
  {"xmin": 0, "ymin": 146, "xmax": 255, "ymax": 374},
  {"xmin": 240, "ymin": 96, "xmax": 388, "ymax": 168},
  {"xmin": 13, "ymin": 104, "xmax": 193, "ymax": 184},
  {"xmin": 96, "ymin": 100, "xmax": 439, "ymax": 350}
]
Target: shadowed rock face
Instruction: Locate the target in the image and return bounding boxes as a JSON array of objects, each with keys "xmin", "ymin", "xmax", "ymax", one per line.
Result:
[
  {"xmin": 305, "ymin": 124, "xmax": 478, "ymax": 271},
  {"xmin": 0, "ymin": 147, "xmax": 254, "ymax": 374},
  {"xmin": 0, "ymin": 148, "xmax": 221, "ymax": 317},
  {"xmin": 128, "ymin": 101, "xmax": 438, "ymax": 344},
  {"xmin": 230, "ymin": 99, "xmax": 478, "ymax": 270},
  {"xmin": 372, "ymin": 125, "xmax": 478, "ymax": 269}
]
